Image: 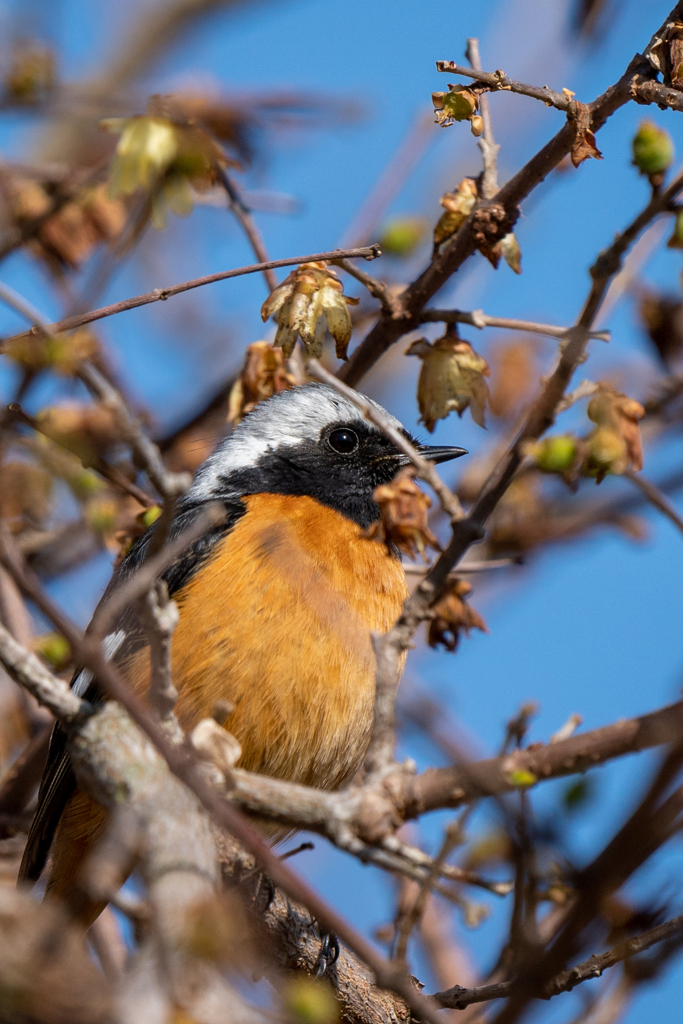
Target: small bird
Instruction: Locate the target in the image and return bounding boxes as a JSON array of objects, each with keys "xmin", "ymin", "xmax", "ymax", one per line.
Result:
[{"xmin": 20, "ymin": 382, "xmax": 466, "ymax": 921}]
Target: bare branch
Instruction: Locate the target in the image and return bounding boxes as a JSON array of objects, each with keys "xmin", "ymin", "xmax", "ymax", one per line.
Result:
[
  {"xmin": 624, "ymin": 468, "xmax": 683, "ymax": 536},
  {"xmin": 8, "ymin": 402, "xmax": 157, "ymax": 508},
  {"xmin": 419, "ymin": 308, "xmax": 610, "ymax": 341},
  {"xmin": 0, "ymin": 615, "xmax": 84, "ymax": 722},
  {"xmin": 333, "ymin": 257, "xmax": 400, "ymax": 315},
  {"xmin": 1, "ymin": 245, "xmax": 381, "ymax": 345},
  {"xmin": 435, "ymin": 60, "xmax": 578, "ymax": 113},
  {"xmin": 434, "ymin": 913, "xmax": 683, "ymax": 1009},
  {"xmin": 394, "ymin": 820, "xmax": 463, "ymax": 963},
  {"xmin": 341, "ymin": 8, "xmax": 682, "ymax": 387},
  {"xmin": 141, "ymin": 581, "xmax": 182, "ymax": 742},
  {"xmin": 215, "ymin": 166, "xmax": 279, "ymax": 291},
  {"xmin": 465, "ymin": 38, "xmax": 500, "ymax": 198}
]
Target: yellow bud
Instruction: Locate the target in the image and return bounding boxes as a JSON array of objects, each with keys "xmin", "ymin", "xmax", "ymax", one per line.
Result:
[
  {"xmin": 282, "ymin": 978, "xmax": 338, "ymax": 1024},
  {"xmin": 35, "ymin": 632, "xmax": 71, "ymax": 672},
  {"xmin": 470, "ymin": 114, "xmax": 484, "ymax": 137},
  {"xmin": 509, "ymin": 769, "xmax": 537, "ymax": 788},
  {"xmin": 528, "ymin": 435, "xmax": 579, "ymax": 474},
  {"xmin": 379, "ymin": 217, "xmax": 425, "ymax": 256},
  {"xmin": 632, "ymin": 120, "xmax": 674, "ymax": 177},
  {"xmin": 140, "ymin": 505, "xmax": 163, "ymax": 529}
]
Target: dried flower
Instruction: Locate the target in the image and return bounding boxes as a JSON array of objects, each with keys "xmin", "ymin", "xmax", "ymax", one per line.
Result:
[
  {"xmin": 469, "ymin": 114, "xmax": 484, "ymax": 137},
  {"xmin": 498, "ymin": 232, "xmax": 522, "ymax": 274},
  {"xmin": 363, "ymin": 467, "xmax": 440, "ymax": 561},
  {"xmin": 4, "ymin": 39, "xmax": 55, "ymax": 104},
  {"xmin": 570, "ymin": 105, "xmax": 603, "ymax": 167},
  {"xmin": 433, "ymin": 178, "xmax": 478, "ymax": 251},
  {"xmin": 406, "ymin": 329, "xmax": 490, "ymax": 430},
  {"xmin": 0, "ymin": 462, "xmax": 52, "ymax": 531},
  {"xmin": 7, "ymin": 178, "xmax": 126, "ymax": 273},
  {"xmin": 3, "ymin": 328, "xmax": 99, "ymax": 376},
  {"xmin": 261, "ymin": 262, "xmax": 358, "ymax": 359},
  {"xmin": 103, "ymin": 104, "xmax": 231, "ymax": 229},
  {"xmin": 227, "ymin": 341, "xmax": 295, "ymax": 424},
  {"xmin": 37, "ymin": 402, "xmax": 119, "ymax": 464},
  {"xmin": 432, "ymin": 85, "xmax": 479, "ymax": 127},
  {"xmin": 427, "ymin": 577, "xmax": 488, "ymax": 652},
  {"xmin": 582, "ymin": 384, "xmax": 645, "ymax": 483}
]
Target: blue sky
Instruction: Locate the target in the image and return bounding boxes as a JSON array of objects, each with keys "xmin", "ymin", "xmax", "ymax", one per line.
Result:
[{"xmin": 2, "ymin": 0, "xmax": 683, "ymax": 1019}]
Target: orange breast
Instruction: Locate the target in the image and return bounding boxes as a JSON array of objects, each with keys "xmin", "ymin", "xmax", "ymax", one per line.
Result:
[{"xmin": 124, "ymin": 493, "xmax": 407, "ymax": 790}]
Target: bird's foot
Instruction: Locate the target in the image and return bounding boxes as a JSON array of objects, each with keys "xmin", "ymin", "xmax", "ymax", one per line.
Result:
[{"xmin": 314, "ymin": 929, "xmax": 340, "ymax": 976}]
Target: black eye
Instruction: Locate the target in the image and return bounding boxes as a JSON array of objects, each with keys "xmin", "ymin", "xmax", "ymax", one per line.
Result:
[{"xmin": 328, "ymin": 428, "xmax": 359, "ymax": 455}]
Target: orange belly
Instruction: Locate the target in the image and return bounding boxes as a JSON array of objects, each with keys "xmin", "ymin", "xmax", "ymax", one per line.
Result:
[
  {"xmin": 49, "ymin": 494, "xmax": 407, "ymax": 914},
  {"xmin": 126, "ymin": 492, "xmax": 408, "ymax": 789}
]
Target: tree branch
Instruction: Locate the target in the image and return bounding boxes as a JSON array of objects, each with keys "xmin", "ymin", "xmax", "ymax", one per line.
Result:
[
  {"xmin": 434, "ymin": 913, "xmax": 683, "ymax": 1009},
  {"xmin": 1, "ymin": 245, "xmax": 381, "ymax": 345}
]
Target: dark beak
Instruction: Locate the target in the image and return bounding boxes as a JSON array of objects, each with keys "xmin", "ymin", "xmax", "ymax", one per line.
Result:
[{"xmin": 399, "ymin": 445, "xmax": 468, "ymax": 466}]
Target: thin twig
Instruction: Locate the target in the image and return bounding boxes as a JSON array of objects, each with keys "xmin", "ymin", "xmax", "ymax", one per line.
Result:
[
  {"xmin": 436, "ymin": 57, "xmax": 683, "ymax": 116},
  {"xmin": 215, "ymin": 166, "xmax": 279, "ymax": 292},
  {"xmin": 419, "ymin": 308, "xmax": 610, "ymax": 342},
  {"xmin": 435, "ymin": 60, "xmax": 576, "ymax": 113},
  {"xmin": 1, "ymin": 245, "xmax": 381, "ymax": 344},
  {"xmin": 0, "ymin": 283, "xmax": 185, "ymax": 504},
  {"xmin": 465, "ymin": 39, "xmax": 500, "ymax": 199},
  {"xmin": 332, "ymin": 257, "xmax": 400, "ymax": 315},
  {"xmin": 141, "ymin": 580, "xmax": 182, "ymax": 742},
  {"xmin": 434, "ymin": 912, "xmax": 683, "ymax": 1009},
  {"xmin": 403, "ymin": 558, "xmax": 520, "ymax": 576},
  {"xmin": 624, "ymin": 468, "xmax": 683, "ymax": 536},
  {"xmin": 340, "ymin": 8, "xmax": 680, "ymax": 388},
  {"xmin": 78, "ymin": 362, "xmax": 190, "ymax": 502},
  {"xmin": 7, "ymin": 403, "xmax": 156, "ymax": 508},
  {"xmin": 394, "ymin": 820, "xmax": 463, "ymax": 963}
]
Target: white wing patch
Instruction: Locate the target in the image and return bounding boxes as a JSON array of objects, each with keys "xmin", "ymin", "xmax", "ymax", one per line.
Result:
[{"xmin": 71, "ymin": 629, "xmax": 126, "ymax": 698}]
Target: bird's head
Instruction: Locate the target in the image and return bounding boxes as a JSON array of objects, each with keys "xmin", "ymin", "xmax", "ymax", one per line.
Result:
[{"xmin": 185, "ymin": 382, "xmax": 467, "ymax": 527}]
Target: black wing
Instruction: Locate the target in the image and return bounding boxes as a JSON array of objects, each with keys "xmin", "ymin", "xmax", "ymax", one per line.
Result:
[{"xmin": 19, "ymin": 499, "xmax": 242, "ymax": 884}]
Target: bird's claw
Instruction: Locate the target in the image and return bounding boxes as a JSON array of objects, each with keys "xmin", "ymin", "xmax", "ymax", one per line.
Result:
[{"xmin": 314, "ymin": 930, "xmax": 340, "ymax": 976}]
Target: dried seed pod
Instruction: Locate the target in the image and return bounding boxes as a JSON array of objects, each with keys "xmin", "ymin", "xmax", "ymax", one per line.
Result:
[
  {"xmin": 433, "ymin": 178, "xmax": 478, "ymax": 251},
  {"xmin": 427, "ymin": 576, "xmax": 489, "ymax": 652},
  {"xmin": 37, "ymin": 402, "xmax": 119, "ymax": 464},
  {"xmin": 363, "ymin": 467, "xmax": 440, "ymax": 561},
  {"xmin": 103, "ymin": 107, "xmax": 231, "ymax": 229},
  {"xmin": 432, "ymin": 84, "xmax": 479, "ymax": 127},
  {"xmin": 582, "ymin": 384, "xmax": 645, "ymax": 483},
  {"xmin": 406, "ymin": 329, "xmax": 490, "ymax": 430},
  {"xmin": 227, "ymin": 341, "xmax": 296, "ymax": 424}
]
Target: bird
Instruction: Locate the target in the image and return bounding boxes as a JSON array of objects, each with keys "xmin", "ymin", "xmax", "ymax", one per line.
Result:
[{"xmin": 19, "ymin": 381, "xmax": 466, "ymax": 923}]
